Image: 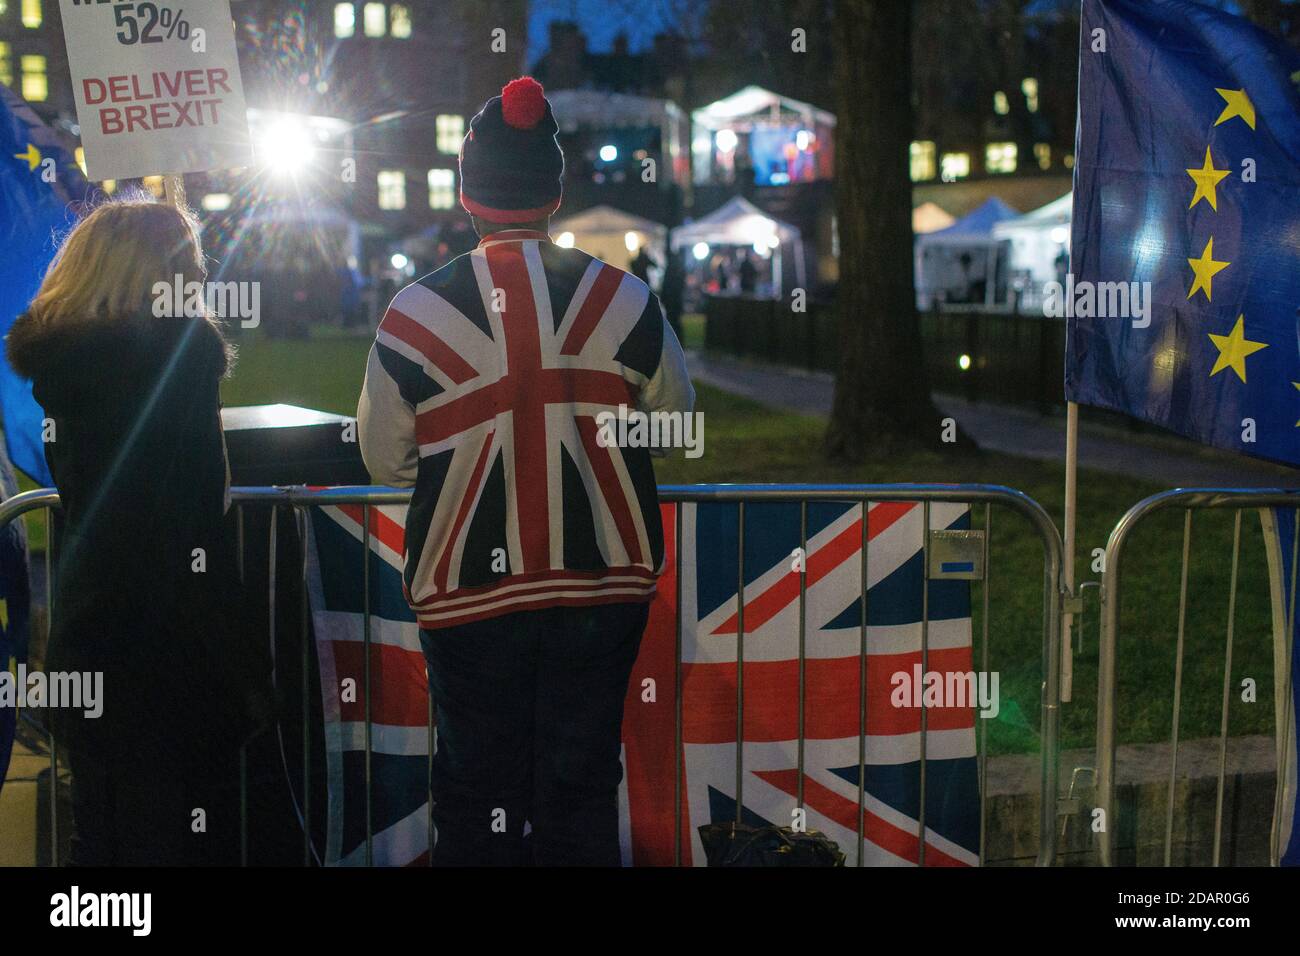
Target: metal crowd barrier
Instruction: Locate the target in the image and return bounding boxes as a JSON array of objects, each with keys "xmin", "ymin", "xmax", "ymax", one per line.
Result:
[
  {"xmin": 0, "ymin": 482, "xmax": 1065, "ymax": 867},
  {"xmin": 0, "ymin": 489, "xmax": 61, "ymax": 863},
  {"xmin": 1097, "ymin": 488, "xmax": 1300, "ymax": 867}
]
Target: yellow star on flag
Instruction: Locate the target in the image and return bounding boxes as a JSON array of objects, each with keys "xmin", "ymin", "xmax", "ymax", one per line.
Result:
[
  {"xmin": 1214, "ymin": 88, "xmax": 1256, "ymax": 129},
  {"xmin": 1186, "ymin": 147, "xmax": 1230, "ymax": 210},
  {"xmin": 1186, "ymin": 237, "xmax": 1229, "ymax": 301},
  {"xmin": 1207, "ymin": 315, "xmax": 1267, "ymax": 383},
  {"xmin": 12, "ymin": 143, "xmax": 40, "ymax": 171}
]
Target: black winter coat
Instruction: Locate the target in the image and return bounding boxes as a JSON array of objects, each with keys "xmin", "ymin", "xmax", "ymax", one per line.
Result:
[{"xmin": 6, "ymin": 311, "xmax": 258, "ymax": 760}]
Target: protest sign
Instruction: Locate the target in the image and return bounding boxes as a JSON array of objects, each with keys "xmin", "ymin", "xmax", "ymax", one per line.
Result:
[{"xmin": 58, "ymin": 0, "xmax": 252, "ymax": 181}]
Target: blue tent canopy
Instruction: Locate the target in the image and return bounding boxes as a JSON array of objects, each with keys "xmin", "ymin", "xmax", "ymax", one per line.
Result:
[{"xmin": 924, "ymin": 197, "xmax": 1020, "ymax": 240}]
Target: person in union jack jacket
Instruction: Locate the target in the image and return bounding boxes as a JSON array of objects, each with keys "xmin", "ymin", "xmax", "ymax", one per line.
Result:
[{"xmin": 358, "ymin": 77, "xmax": 693, "ymax": 866}]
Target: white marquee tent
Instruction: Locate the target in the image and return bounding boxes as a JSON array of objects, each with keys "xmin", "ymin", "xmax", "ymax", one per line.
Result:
[
  {"xmin": 992, "ymin": 192, "xmax": 1073, "ymax": 290},
  {"xmin": 691, "ymin": 85, "xmax": 836, "ymax": 131},
  {"xmin": 551, "ymin": 204, "xmax": 668, "ymax": 272},
  {"xmin": 690, "ymin": 86, "xmax": 836, "ymax": 186},
  {"xmin": 913, "ymin": 197, "xmax": 1020, "ymax": 309},
  {"xmin": 913, "ymin": 201, "xmax": 956, "ymax": 235},
  {"xmin": 669, "ymin": 196, "xmax": 806, "ymax": 295}
]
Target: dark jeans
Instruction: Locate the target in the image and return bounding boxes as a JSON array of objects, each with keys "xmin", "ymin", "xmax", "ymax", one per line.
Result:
[{"xmin": 420, "ymin": 600, "xmax": 649, "ymax": 867}]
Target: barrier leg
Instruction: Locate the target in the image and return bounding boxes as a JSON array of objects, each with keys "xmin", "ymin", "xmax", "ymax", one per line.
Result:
[
  {"xmin": 979, "ymin": 503, "xmax": 991, "ymax": 866},
  {"xmin": 1164, "ymin": 510, "xmax": 1192, "ymax": 865},
  {"xmin": 1212, "ymin": 511, "xmax": 1243, "ymax": 866},
  {"xmin": 857, "ymin": 500, "xmax": 869, "ymax": 867},
  {"xmin": 918, "ymin": 501, "xmax": 930, "ymax": 867}
]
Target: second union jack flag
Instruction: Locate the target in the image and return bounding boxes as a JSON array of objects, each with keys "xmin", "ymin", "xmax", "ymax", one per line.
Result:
[{"xmin": 303, "ymin": 495, "xmax": 981, "ymax": 866}]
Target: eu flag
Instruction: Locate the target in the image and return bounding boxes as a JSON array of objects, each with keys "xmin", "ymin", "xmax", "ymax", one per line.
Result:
[
  {"xmin": 1066, "ymin": 0, "xmax": 1300, "ymax": 467},
  {"xmin": 0, "ymin": 83, "xmax": 87, "ymax": 486}
]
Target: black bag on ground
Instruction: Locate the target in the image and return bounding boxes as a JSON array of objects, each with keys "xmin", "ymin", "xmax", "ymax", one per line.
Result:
[{"xmin": 697, "ymin": 822, "xmax": 846, "ymax": 867}]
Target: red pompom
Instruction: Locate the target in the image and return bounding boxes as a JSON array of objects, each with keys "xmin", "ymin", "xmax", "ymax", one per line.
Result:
[{"xmin": 501, "ymin": 76, "xmax": 547, "ymax": 130}]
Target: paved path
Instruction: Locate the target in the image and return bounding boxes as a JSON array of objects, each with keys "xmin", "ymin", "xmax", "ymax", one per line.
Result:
[{"xmin": 686, "ymin": 352, "xmax": 1298, "ymax": 488}]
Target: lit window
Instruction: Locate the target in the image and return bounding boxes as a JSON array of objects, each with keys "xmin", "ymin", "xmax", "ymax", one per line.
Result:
[
  {"xmin": 378, "ymin": 169, "xmax": 406, "ymax": 209},
  {"xmin": 74, "ymin": 147, "xmax": 86, "ymax": 175},
  {"xmin": 202, "ymin": 193, "xmax": 232, "ymax": 212},
  {"xmin": 1063, "ymin": 153, "xmax": 1075, "ymax": 170},
  {"xmin": 428, "ymin": 168, "xmax": 454, "ymax": 209},
  {"xmin": 21, "ymin": 0, "xmax": 39, "ymax": 29},
  {"xmin": 0, "ymin": 42, "xmax": 11, "ymax": 87},
  {"xmin": 909, "ymin": 140, "xmax": 936, "ymax": 182},
  {"xmin": 20, "ymin": 54, "xmax": 46, "ymax": 101},
  {"xmin": 940, "ymin": 152, "xmax": 970, "ymax": 182},
  {"xmin": 435, "ymin": 114, "xmax": 464, "ymax": 154},
  {"xmin": 364, "ymin": 2, "xmax": 386, "ymax": 37},
  {"xmin": 1034, "ymin": 142, "xmax": 1051, "ymax": 170},
  {"xmin": 993, "ymin": 91, "xmax": 1009, "ymax": 116},
  {"xmin": 101, "ymin": 179, "xmax": 117, "ymax": 195},
  {"xmin": 142, "ymin": 175, "xmax": 165, "ymax": 199},
  {"xmin": 390, "ymin": 4, "xmax": 411, "ymax": 39},
  {"xmin": 1022, "ymin": 77, "xmax": 1039, "ymax": 113},
  {"xmin": 334, "ymin": 3, "xmax": 355, "ymax": 38},
  {"xmin": 985, "ymin": 142, "xmax": 1017, "ymax": 174}
]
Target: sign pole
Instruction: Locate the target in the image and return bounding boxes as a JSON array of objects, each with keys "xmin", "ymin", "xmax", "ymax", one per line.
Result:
[
  {"xmin": 1061, "ymin": 400, "xmax": 1078, "ymax": 703},
  {"xmin": 162, "ymin": 173, "xmax": 186, "ymax": 209}
]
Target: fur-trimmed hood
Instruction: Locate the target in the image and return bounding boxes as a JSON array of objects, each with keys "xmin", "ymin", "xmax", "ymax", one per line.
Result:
[{"xmin": 6, "ymin": 311, "xmax": 232, "ymax": 389}]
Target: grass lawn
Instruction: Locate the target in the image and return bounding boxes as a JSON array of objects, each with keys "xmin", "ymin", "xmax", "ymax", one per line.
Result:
[{"xmin": 215, "ymin": 330, "xmax": 1281, "ymax": 757}]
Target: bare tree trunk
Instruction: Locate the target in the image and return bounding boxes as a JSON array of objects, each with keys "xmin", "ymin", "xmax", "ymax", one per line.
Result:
[{"xmin": 824, "ymin": 0, "xmax": 957, "ymax": 462}]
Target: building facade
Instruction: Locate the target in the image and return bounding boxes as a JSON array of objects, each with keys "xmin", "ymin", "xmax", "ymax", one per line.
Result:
[
  {"xmin": 0, "ymin": 0, "xmax": 72, "ymax": 125},
  {"xmin": 230, "ymin": 1, "xmax": 526, "ymax": 238}
]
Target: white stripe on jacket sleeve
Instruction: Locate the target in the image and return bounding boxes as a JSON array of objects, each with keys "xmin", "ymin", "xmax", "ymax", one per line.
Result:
[
  {"xmin": 637, "ymin": 305, "xmax": 696, "ymax": 457},
  {"xmin": 357, "ymin": 344, "xmax": 419, "ymax": 487}
]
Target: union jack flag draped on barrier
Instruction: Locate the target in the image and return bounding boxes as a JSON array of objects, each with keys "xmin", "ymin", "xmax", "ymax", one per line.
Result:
[{"xmin": 303, "ymin": 496, "xmax": 981, "ymax": 866}]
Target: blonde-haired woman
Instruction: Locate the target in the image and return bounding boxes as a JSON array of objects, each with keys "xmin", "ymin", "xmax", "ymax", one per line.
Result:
[{"xmin": 7, "ymin": 199, "xmax": 255, "ymax": 865}]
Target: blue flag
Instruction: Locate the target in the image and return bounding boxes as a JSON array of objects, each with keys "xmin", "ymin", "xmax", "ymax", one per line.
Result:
[
  {"xmin": 0, "ymin": 83, "xmax": 87, "ymax": 485},
  {"xmin": 1066, "ymin": 0, "xmax": 1300, "ymax": 467}
]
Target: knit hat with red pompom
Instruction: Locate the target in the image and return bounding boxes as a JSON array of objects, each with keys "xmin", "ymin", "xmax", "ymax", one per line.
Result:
[{"xmin": 459, "ymin": 77, "xmax": 564, "ymax": 223}]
